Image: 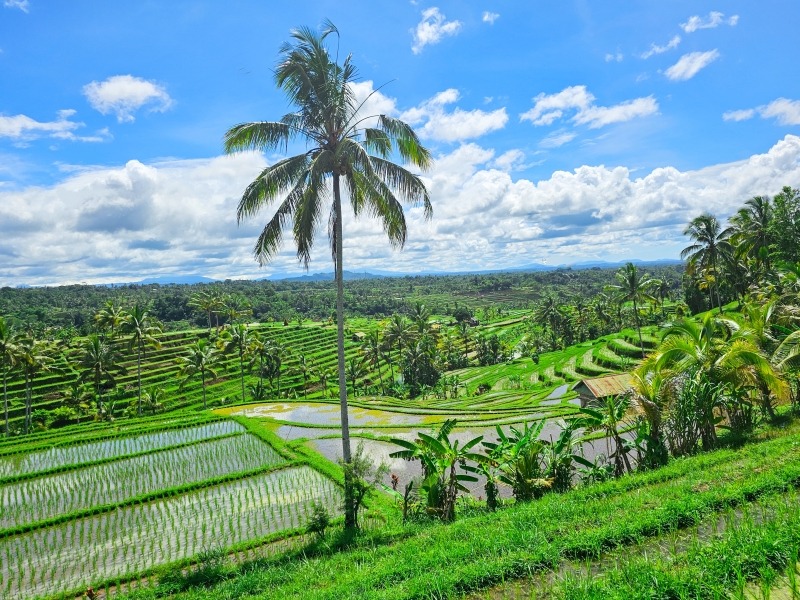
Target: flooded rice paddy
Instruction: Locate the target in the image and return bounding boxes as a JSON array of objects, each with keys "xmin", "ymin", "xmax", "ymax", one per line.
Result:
[
  {"xmin": 0, "ymin": 421, "xmax": 245, "ymax": 479},
  {"xmin": 0, "ymin": 433, "xmax": 284, "ymax": 530},
  {"xmin": 0, "ymin": 465, "xmax": 340, "ymax": 599}
]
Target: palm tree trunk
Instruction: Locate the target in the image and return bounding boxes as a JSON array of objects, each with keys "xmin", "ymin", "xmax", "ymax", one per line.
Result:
[
  {"xmin": 24, "ymin": 374, "xmax": 31, "ymax": 435},
  {"xmin": 201, "ymin": 369, "xmax": 207, "ymax": 410},
  {"xmin": 3, "ymin": 370, "xmax": 8, "ymax": 437},
  {"xmin": 634, "ymin": 299, "xmax": 645, "ymax": 358},
  {"xmin": 137, "ymin": 344, "xmax": 143, "ymax": 416},
  {"xmin": 333, "ymin": 175, "xmax": 355, "ymax": 530},
  {"xmin": 239, "ymin": 348, "xmax": 245, "ymax": 403}
]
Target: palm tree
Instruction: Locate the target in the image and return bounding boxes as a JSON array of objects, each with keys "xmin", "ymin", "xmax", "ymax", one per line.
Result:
[
  {"xmin": 78, "ymin": 334, "xmax": 125, "ymax": 417},
  {"xmin": 730, "ymin": 195, "xmax": 774, "ymax": 284},
  {"xmin": 654, "ymin": 314, "xmax": 788, "ymax": 447},
  {"xmin": 265, "ymin": 340, "xmax": 290, "ymax": 398},
  {"xmin": 606, "ymin": 262, "xmax": 657, "ymax": 357},
  {"xmin": 120, "ymin": 304, "xmax": 163, "ymax": 416},
  {"xmin": 294, "ymin": 353, "xmax": 312, "ymax": 399},
  {"xmin": 219, "ymin": 323, "xmax": 253, "ymax": 404},
  {"xmin": 384, "ymin": 315, "xmax": 414, "ymax": 380},
  {"xmin": 142, "ymin": 386, "xmax": 167, "ymax": 415},
  {"xmin": 534, "ymin": 294, "xmax": 564, "ymax": 349},
  {"xmin": 223, "ymin": 22, "xmax": 432, "ymax": 531},
  {"xmin": 411, "ymin": 302, "xmax": 433, "ymax": 337},
  {"xmin": 176, "ymin": 339, "xmax": 221, "ymax": 409},
  {"xmin": 189, "ymin": 289, "xmax": 225, "ymax": 330},
  {"xmin": 94, "ymin": 300, "xmax": 125, "ymax": 339},
  {"xmin": 17, "ymin": 334, "xmax": 55, "ymax": 434},
  {"xmin": 60, "ymin": 381, "xmax": 94, "ymax": 424},
  {"xmin": 0, "ymin": 317, "xmax": 21, "ymax": 437},
  {"xmin": 346, "ymin": 356, "xmax": 368, "ymax": 397},
  {"xmin": 575, "ymin": 394, "xmax": 633, "ymax": 476},
  {"xmin": 361, "ymin": 329, "xmax": 384, "ymax": 394},
  {"xmin": 681, "ymin": 213, "xmax": 734, "ymax": 313}
]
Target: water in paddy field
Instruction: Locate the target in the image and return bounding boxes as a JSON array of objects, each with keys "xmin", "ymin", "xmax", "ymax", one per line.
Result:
[{"xmin": 219, "ymin": 401, "xmax": 444, "ymax": 427}]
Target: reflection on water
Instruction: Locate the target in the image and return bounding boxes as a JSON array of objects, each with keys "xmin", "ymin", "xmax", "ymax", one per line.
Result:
[{"xmin": 219, "ymin": 402, "xmax": 443, "ymax": 427}]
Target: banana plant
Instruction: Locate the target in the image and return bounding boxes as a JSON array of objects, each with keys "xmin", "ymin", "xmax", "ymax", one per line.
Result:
[{"xmin": 390, "ymin": 419, "xmax": 485, "ymax": 522}]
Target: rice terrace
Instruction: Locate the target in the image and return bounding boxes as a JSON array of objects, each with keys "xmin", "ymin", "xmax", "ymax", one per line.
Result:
[{"xmin": 2, "ymin": 5, "xmax": 800, "ymax": 600}]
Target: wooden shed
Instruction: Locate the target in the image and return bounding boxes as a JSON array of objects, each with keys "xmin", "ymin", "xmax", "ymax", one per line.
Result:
[{"xmin": 571, "ymin": 373, "xmax": 632, "ymax": 408}]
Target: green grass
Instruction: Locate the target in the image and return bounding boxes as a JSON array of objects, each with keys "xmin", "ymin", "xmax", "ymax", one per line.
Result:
[{"xmin": 107, "ymin": 418, "xmax": 800, "ymax": 600}]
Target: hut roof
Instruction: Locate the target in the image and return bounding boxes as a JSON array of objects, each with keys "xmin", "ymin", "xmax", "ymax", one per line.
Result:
[{"xmin": 571, "ymin": 373, "xmax": 632, "ymax": 399}]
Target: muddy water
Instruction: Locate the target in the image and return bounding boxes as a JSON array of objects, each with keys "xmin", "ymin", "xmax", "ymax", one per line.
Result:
[{"xmin": 219, "ymin": 402, "xmax": 445, "ymax": 427}]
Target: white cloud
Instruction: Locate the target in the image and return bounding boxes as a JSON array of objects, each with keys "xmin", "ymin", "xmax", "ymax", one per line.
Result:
[
  {"xmin": 605, "ymin": 52, "xmax": 624, "ymax": 63},
  {"xmin": 664, "ymin": 50, "xmax": 720, "ymax": 81},
  {"xmin": 411, "ymin": 7, "xmax": 462, "ymax": 54},
  {"xmin": 490, "ymin": 149, "xmax": 525, "ymax": 171},
  {"xmin": 0, "ymin": 109, "xmax": 109, "ymax": 143},
  {"xmin": 725, "ymin": 98, "xmax": 800, "ymax": 126},
  {"xmin": 759, "ymin": 98, "xmax": 800, "ymax": 126},
  {"xmin": 401, "ymin": 88, "xmax": 508, "ymax": 142},
  {"xmin": 539, "ymin": 131, "xmax": 577, "ymax": 148},
  {"xmin": 723, "ymin": 109, "xmax": 756, "ymax": 122},
  {"xmin": 482, "ymin": 11, "xmax": 499, "ymax": 24},
  {"xmin": 681, "ymin": 11, "xmax": 739, "ymax": 33},
  {"xmin": 3, "ymin": 0, "xmax": 28, "ymax": 12},
  {"xmin": 641, "ymin": 35, "xmax": 681, "ymax": 59},
  {"xmin": 83, "ymin": 75, "xmax": 173, "ymax": 123},
  {"xmin": 3, "ymin": 136, "xmax": 800, "ymax": 285},
  {"xmin": 520, "ymin": 86, "xmax": 658, "ymax": 129},
  {"xmin": 574, "ymin": 96, "xmax": 659, "ymax": 129}
]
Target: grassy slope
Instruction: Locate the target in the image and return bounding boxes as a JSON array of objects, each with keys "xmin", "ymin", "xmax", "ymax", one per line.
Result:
[{"xmin": 115, "ymin": 418, "xmax": 800, "ymax": 600}]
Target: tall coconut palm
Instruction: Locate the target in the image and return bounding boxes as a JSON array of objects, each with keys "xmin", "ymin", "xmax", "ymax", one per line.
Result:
[
  {"xmin": 176, "ymin": 339, "xmax": 221, "ymax": 409},
  {"xmin": 361, "ymin": 329, "xmax": 384, "ymax": 394},
  {"xmin": 0, "ymin": 317, "xmax": 21, "ymax": 437},
  {"xmin": 384, "ymin": 314, "xmax": 414, "ymax": 380},
  {"xmin": 219, "ymin": 323, "xmax": 253, "ymax": 404},
  {"xmin": 17, "ymin": 334, "xmax": 55, "ymax": 434},
  {"xmin": 120, "ymin": 304, "xmax": 163, "ymax": 416},
  {"xmin": 223, "ymin": 22, "xmax": 431, "ymax": 530},
  {"xmin": 681, "ymin": 213, "xmax": 734, "ymax": 313},
  {"xmin": 78, "ymin": 334, "xmax": 125, "ymax": 417},
  {"xmin": 606, "ymin": 262, "xmax": 657, "ymax": 357}
]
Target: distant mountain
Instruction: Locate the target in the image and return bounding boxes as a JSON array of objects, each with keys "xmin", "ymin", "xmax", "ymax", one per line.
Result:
[
  {"xmin": 99, "ymin": 259, "xmax": 682, "ymax": 287},
  {"xmin": 106, "ymin": 275, "xmax": 219, "ymax": 286},
  {"xmin": 266, "ymin": 270, "xmax": 386, "ymax": 282}
]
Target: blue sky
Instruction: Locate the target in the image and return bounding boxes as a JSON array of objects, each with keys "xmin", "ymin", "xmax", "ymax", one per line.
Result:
[{"xmin": 1, "ymin": 1, "xmax": 799, "ymax": 286}]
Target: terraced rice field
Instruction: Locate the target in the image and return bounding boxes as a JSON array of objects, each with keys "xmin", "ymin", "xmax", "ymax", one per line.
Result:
[{"xmin": 0, "ymin": 415, "xmax": 341, "ymax": 599}]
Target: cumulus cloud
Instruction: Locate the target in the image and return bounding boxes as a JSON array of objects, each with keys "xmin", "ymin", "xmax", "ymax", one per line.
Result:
[
  {"xmin": 3, "ymin": 0, "xmax": 28, "ymax": 11},
  {"xmin": 0, "ymin": 109, "xmax": 109, "ymax": 143},
  {"xmin": 482, "ymin": 11, "xmax": 499, "ymax": 24},
  {"xmin": 664, "ymin": 50, "xmax": 720, "ymax": 81},
  {"xmin": 641, "ymin": 35, "xmax": 681, "ymax": 59},
  {"xmin": 4, "ymin": 135, "xmax": 800, "ymax": 285},
  {"xmin": 411, "ymin": 7, "xmax": 461, "ymax": 54},
  {"xmin": 520, "ymin": 86, "xmax": 658, "ymax": 129},
  {"xmin": 681, "ymin": 11, "xmax": 739, "ymax": 33},
  {"xmin": 605, "ymin": 52, "xmax": 624, "ymax": 63},
  {"xmin": 401, "ymin": 88, "xmax": 508, "ymax": 142},
  {"xmin": 83, "ymin": 75, "xmax": 173, "ymax": 123},
  {"xmin": 724, "ymin": 98, "xmax": 800, "ymax": 126}
]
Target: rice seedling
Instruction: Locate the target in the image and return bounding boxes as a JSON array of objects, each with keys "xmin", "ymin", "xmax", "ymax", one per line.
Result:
[
  {"xmin": 0, "ymin": 433, "xmax": 284, "ymax": 530},
  {"xmin": 0, "ymin": 466, "xmax": 341, "ymax": 599},
  {"xmin": 0, "ymin": 421, "xmax": 246, "ymax": 479}
]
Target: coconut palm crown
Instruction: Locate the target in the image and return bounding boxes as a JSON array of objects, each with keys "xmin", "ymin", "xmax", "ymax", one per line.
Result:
[{"xmin": 223, "ymin": 21, "xmax": 432, "ymax": 530}]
